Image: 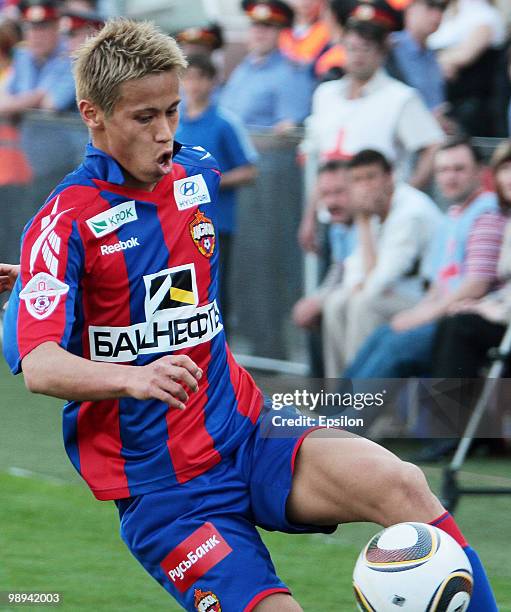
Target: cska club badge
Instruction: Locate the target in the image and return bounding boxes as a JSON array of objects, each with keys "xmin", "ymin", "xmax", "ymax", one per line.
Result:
[
  {"xmin": 189, "ymin": 210, "xmax": 215, "ymax": 258},
  {"xmin": 19, "ymin": 272, "xmax": 69, "ymax": 320},
  {"xmin": 194, "ymin": 589, "xmax": 221, "ymax": 612}
]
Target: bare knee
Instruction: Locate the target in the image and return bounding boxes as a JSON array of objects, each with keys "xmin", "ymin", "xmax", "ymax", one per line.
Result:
[
  {"xmin": 253, "ymin": 593, "xmax": 302, "ymax": 611},
  {"xmin": 371, "ymin": 460, "xmax": 443, "ymax": 526}
]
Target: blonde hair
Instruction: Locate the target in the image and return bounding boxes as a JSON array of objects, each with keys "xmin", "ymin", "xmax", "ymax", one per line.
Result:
[{"xmin": 73, "ymin": 19, "xmax": 188, "ymax": 116}]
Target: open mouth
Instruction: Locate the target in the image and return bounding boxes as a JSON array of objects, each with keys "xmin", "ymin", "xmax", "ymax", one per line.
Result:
[{"xmin": 157, "ymin": 151, "xmax": 173, "ymax": 174}]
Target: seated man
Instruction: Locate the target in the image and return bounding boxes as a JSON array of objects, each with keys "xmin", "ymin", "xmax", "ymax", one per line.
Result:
[
  {"xmin": 322, "ymin": 149, "xmax": 442, "ymax": 377},
  {"xmin": 292, "ymin": 159, "xmax": 355, "ymax": 331},
  {"xmin": 345, "ymin": 137, "xmax": 507, "ymax": 379}
]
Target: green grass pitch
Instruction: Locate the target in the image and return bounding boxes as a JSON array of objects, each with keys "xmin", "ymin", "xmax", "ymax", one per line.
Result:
[{"xmin": 1, "ymin": 358, "xmax": 510, "ymax": 611}]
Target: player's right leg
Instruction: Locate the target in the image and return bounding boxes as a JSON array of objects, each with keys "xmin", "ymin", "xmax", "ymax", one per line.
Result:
[{"xmin": 115, "ymin": 465, "xmax": 295, "ymax": 612}]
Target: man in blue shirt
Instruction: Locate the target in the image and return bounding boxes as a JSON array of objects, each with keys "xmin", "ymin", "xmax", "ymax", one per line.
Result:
[
  {"xmin": 220, "ymin": 0, "xmax": 314, "ymax": 133},
  {"xmin": 0, "ymin": 0, "xmax": 76, "ymax": 116},
  {"xmin": 177, "ymin": 54, "xmax": 258, "ymax": 325},
  {"xmin": 387, "ymin": 0, "xmax": 447, "ymax": 112}
]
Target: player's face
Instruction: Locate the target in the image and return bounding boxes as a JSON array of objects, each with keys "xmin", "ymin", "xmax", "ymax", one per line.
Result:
[
  {"xmin": 435, "ymin": 145, "xmax": 481, "ymax": 203},
  {"xmin": 317, "ymin": 169, "xmax": 352, "ymax": 224},
  {"xmin": 495, "ymin": 161, "xmax": 511, "ymax": 205},
  {"xmin": 182, "ymin": 67, "xmax": 215, "ymax": 106},
  {"xmin": 97, "ymin": 71, "xmax": 181, "ymax": 192},
  {"xmin": 344, "ymin": 32, "xmax": 384, "ymax": 81},
  {"xmin": 248, "ymin": 23, "xmax": 280, "ymax": 56}
]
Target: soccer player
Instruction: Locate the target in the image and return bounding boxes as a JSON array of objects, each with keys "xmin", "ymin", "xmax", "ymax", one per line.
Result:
[{"xmin": 2, "ymin": 19, "xmax": 497, "ymax": 612}]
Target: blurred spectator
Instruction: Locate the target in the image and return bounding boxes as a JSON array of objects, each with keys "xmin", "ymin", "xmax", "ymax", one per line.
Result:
[
  {"xmin": 177, "ymin": 55, "xmax": 258, "ymax": 326},
  {"xmin": 428, "ymin": 0, "xmax": 507, "ymax": 136},
  {"xmin": 0, "ymin": 0, "xmax": 75, "ymax": 116},
  {"xmin": 432, "ymin": 142, "xmax": 511, "ymax": 376},
  {"xmin": 60, "ymin": 9, "xmax": 103, "ymax": 54},
  {"xmin": 417, "ymin": 141, "xmax": 511, "ymax": 460},
  {"xmin": 176, "ymin": 23, "xmax": 225, "ymax": 102},
  {"xmin": 176, "ymin": 23, "xmax": 225, "ymax": 85},
  {"xmin": 293, "ymin": 159, "xmax": 355, "ymax": 330},
  {"xmin": 220, "ymin": 0, "xmax": 314, "ymax": 133},
  {"xmin": 0, "ymin": 16, "xmax": 31, "ymax": 189},
  {"xmin": 0, "ymin": 18, "xmax": 19, "ymax": 84},
  {"xmin": 300, "ymin": 12, "xmax": 443, "ymax": 188},
  {"xmin": 322, "ymin": 149, "xmax": 442, "ymax": 376},
  {"xmin": 299, "ymin": 10, "xmax": 443, "ymax": 253},
  {"xmin": 279, "ymin": 0, "xmax": 330, "ymax": 66},
  {"xmin": 176, "ymin": 23, "xmax": 224, "ymax": 57},
  {"xmin": 313, "ymin": 0, "xmax": 356, "ymax": 82},
  {"xmin": 344, "ymin": 137, "xmax": 506, "ymax": 379},
  {"xmin": 387, "ymin": 0, "xmax": 447, "ymax": 111}
]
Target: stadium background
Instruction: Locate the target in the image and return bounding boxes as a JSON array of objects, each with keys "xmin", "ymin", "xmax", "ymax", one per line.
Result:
[{"xmin": 1, "ymin": 0, "xmax": 511, "ymax": 609}]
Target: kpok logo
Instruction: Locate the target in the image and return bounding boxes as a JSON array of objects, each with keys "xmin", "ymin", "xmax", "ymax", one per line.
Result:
[
  {"xmin": 160, "ymin": 523, "xmax": 233, "ymax": 593},
  {"xmin": 174, "ymin": 174, "xmax": 211, "ymax": 211},
  {"xmin": 88, "ymin": 264, "xmax": 223, "ymax": 362},
  {"xmin": 86, "ymin": 201, "xmax": 137, "ymax": 238}
]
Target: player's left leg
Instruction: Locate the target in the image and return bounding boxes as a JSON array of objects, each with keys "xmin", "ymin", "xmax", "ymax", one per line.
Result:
[
  {"xmin": 287, "ymin": 429, "xmax": 497, "ymax": 611},
  {"xmin": 288, "ymin": 429, "xmax": 441, "ymax": 526}
]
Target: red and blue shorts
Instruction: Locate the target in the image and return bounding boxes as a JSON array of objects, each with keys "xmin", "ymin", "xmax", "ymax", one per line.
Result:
[{"xmin": 115, "ymin": 405, "xmax": 335, "ymax": 611}]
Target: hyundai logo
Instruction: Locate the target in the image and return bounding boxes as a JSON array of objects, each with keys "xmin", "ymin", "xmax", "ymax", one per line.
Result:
[{"xmin": 180, "ymin": 181, "xmax": 199, "ymax": 196}]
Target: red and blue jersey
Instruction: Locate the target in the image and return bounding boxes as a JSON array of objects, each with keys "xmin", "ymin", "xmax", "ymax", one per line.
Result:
[{"xmin": 3, "ymin": 142, "xmax": 263, "ymax": 500}]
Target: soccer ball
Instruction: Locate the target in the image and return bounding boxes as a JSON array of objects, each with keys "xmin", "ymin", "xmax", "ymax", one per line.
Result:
[{"xmin": 353, "ymin": 522, "xmax": 473, "ymax": 611}]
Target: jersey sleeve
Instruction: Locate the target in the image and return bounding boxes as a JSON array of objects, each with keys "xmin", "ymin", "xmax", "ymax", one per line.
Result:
[{"xmin": 3, "ymin": 192, "xmax": 85, "ymax": 374}]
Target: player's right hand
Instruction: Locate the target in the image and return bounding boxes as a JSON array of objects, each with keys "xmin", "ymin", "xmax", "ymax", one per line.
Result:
[
  {"xmin": 0, "ymin": 263, "xmax": 20, "ymax": 293},
  {"xmin": 126, "ymin": 354, "xmax": 203, "ymax": 410}
]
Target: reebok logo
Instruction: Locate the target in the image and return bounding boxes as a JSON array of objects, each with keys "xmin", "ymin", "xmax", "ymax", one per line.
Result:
[
  {"xmin": 100, "ymin": 237, "xmax": 140, "ymax": 256},
  {"xmin": 86, "ymin": 201, "xmax": 137, "ymax": 238}
]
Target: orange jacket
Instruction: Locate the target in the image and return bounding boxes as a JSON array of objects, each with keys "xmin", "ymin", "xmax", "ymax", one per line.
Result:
[
  {"xmin": 315, "ymin": 43, "xmax": 346, "ymax": 78},
  {"xmin": 279, "ymin": 21, "xmax": 330, "ymax": 64}
]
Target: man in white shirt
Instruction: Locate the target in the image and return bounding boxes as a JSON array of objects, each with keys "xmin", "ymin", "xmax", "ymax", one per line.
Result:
[
  {"xmin": 298, "ymin": 10, "xmax": 444, "ymax": 254},
  {"xmin": 301, "ymin": 14, "xmax": 443, "ymax": 188},
  {"xmin": 322, "ymin": 149, "xmax": 443, "ymax": 377}
]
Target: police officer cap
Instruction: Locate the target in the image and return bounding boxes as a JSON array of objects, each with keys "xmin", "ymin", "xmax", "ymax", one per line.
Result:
[
  {"xmin": 60, "ymin": 9, "xmax": 104, "ymax": 34},
  {"xmin": 241, "ymin": 0, "xmax": 294, "ymax": 28},
  {"xmin": 20, "ymin": 0, "xmax": 60, "ymax": 23},
  {"xmin": 349, "ymin": 0, "xmax": 404, "ymax": 31},
  {"xmin": 176, "ymin": 23, "xmax": 224, "ymax": 50}
]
